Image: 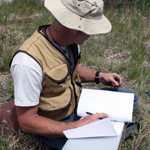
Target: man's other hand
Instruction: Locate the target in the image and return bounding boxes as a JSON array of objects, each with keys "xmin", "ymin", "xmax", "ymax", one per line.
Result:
[{"xmin": 99, "ymin": 72, "xmax": 122, "ymax": 88}]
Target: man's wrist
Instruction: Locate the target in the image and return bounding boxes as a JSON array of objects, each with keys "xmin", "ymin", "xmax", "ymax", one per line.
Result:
[{"xmin": 95, "ymin": 70, "xmax": 101, "ymax": 84}]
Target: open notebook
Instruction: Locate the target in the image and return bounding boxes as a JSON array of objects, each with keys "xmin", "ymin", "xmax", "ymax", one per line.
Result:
[
  {"xmin": 64, "ymin": 118, "xmax": 124, "ymax": 138},
  {"xmin": 64, "ymin": 89, "xmax": 133, "ymax": 139}
]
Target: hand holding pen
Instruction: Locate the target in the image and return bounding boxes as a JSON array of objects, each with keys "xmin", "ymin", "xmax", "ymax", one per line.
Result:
[
  {"xmin": 74, "ymin": 112, "xmax": 108, "ymax": 128},
  {"xmin": 86, "ymin": 112, "xmax": 108, "ymax": 120}
]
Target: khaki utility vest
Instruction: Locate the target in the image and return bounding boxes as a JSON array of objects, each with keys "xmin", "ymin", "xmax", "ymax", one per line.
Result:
[{"xmin": 10, "ymin": 26, "xmax": 82, "ymax": 121}]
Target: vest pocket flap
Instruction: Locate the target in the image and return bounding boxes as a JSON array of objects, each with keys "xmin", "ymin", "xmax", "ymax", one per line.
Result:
[
  {"xmin": 39, "ymin": 87, "xmax": 72, "ymax": 111},
  {"xmin": 45, "ymin": 63, "xmax": 69, "ymax": 82}
]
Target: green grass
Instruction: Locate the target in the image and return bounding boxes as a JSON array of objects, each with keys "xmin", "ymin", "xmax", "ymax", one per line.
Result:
[{"xmin": 0, "ymin": 0, "xmax": 150, "ymax": 149}]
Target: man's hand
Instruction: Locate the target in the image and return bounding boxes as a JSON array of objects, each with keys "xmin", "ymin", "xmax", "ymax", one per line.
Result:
[
  {"xmin": 73, "ymin": 113, "xmax": 109, "ymax": 128},
  {"xmin": 99, "ymin": 72, "xmax": 122, "ymax": 88}
]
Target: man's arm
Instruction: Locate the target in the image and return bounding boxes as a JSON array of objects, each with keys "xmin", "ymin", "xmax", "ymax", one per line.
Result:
[
  {"xmin": 77, "ymin": 66, "xmax": 122, "ymax": 87},
  {"xmin": 16, "ymin": 105, "xmax": 108, "ymax": 137}
]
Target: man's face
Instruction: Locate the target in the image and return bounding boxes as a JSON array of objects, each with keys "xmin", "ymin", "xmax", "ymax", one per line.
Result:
[{"xmin": 73, "ymin": 31, "xmax": 90, "ymax": 45}]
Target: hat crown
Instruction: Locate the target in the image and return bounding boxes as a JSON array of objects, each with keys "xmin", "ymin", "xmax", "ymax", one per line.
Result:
[
  {"xmin": 44, "ymin": 0, "xmax": 111, "ymax": 35},
  {"xmin": 61, "ymin": 0, "xmax": 103, "ymax": 19}
]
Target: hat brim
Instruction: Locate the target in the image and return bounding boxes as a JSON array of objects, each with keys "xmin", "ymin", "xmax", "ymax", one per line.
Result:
[{"xmin": 45, "ymin": 0, "xmax": 112, "ymax": 35}]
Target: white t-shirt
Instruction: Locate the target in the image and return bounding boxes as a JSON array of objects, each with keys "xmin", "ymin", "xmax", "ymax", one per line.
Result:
[{"xmin": 10, "ymin": 52, "xmax": 43, "ymax": 106}]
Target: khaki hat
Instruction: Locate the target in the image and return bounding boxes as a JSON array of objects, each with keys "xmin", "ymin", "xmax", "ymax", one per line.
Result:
[{"xmin": 44, "ymin": 0, "xmax": 112, "ymax": 35}]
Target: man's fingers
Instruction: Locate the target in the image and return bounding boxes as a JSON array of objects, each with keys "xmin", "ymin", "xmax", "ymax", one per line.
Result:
[
  {"xmin": 111, "ymin": 74, "xmax": 122, "ymax": 87},
  {"xmin": 94, "ymin": 113, "xmax": 109, "ymax": 119},
  {"xmin": 113, "ymin": 74, "xmax": 122, "ymax": 84},
  {"xmin": 76, "ymin": 113, "xmax": 109, "ymax": 128}
]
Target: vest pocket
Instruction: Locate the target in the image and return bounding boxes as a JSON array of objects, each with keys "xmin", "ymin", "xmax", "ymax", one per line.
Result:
[
  {"xmin": 44, "ymin": 72, "xmax": 66, "ymax": 85},
  {"xmin": 44, "ymin": 63, "xmax": 69, "ymax": 84},
  {"xmin": 39, "ymin": 87, "xmax": 73, "ymax": 111}
]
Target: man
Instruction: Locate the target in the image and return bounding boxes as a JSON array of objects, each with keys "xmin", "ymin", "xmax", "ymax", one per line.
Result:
[{"xmin": 10, "ymin": 0, "xmax": 138, "ymax": 149}]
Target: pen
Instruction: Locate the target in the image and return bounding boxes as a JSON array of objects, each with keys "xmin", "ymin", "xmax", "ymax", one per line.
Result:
[
  {"xmin": 86, "ymin": 112, "xmax": 93, "ymax": 115},
  {"xmin": 86, "ymin": 111, "xmax": 103, "ymax": 120}
]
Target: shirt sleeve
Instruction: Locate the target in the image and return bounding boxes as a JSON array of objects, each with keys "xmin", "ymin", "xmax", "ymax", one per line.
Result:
[{"xmin": 10, "ymin": 55, "xmax": 43, "ymax": 107}]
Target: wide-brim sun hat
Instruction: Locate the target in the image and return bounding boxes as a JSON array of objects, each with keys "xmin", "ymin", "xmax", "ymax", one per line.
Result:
[{"xmin": 44, "ymin": 0, "xmax": 112, "ymax": 35}]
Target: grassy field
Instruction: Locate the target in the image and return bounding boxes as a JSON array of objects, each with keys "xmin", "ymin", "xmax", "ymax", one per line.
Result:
[{"xmin": 0, "ymin": 0, "xmax": 150, "ymax": 149}]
